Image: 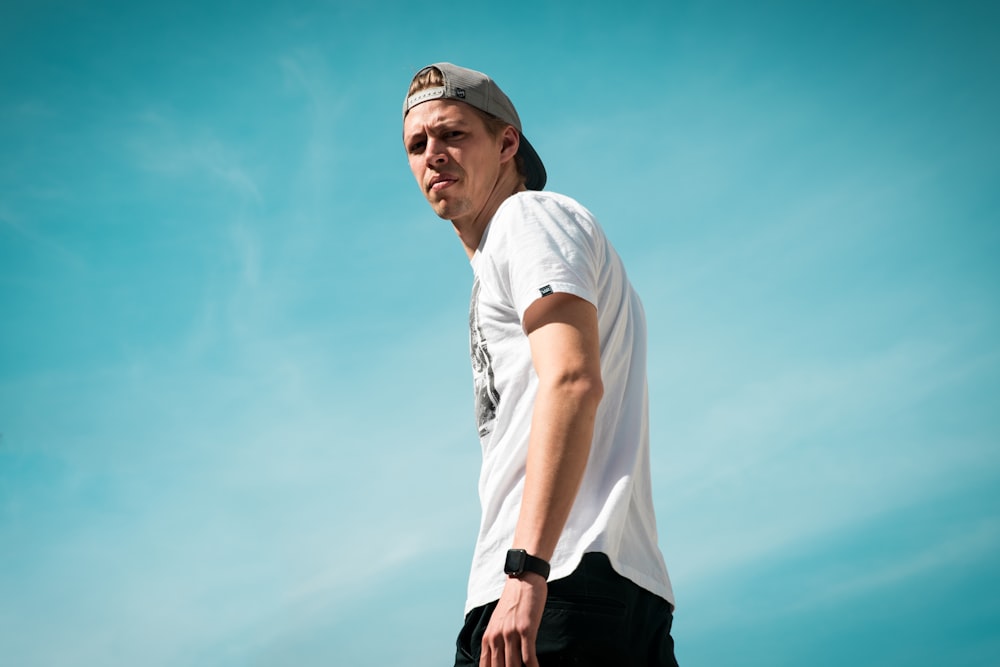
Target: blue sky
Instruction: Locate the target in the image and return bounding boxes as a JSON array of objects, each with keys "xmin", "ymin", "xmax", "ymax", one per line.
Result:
[{"xmin": 1, "ymin": 1, "xmax": 998, "ymax": 665}]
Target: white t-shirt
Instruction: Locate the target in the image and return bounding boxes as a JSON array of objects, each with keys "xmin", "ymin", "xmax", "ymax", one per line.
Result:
[{"xmin": 465, "ymin": 190, "xmax": 673, "ymax": 614}]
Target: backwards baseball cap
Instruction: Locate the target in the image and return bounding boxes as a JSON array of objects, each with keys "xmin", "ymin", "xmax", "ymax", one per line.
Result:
[{"xmin": 403, "ymin": 62, "xmax": 547, "ymax": 191}]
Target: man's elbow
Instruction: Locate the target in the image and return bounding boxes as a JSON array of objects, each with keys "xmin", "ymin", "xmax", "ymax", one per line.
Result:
[
  {"xmin": 585, "ymin": 375, "xmax": 605, "ymax": 406},
  {"xmin": 553, "ymin": 371, "xmax": 604, "ymax": 409}
]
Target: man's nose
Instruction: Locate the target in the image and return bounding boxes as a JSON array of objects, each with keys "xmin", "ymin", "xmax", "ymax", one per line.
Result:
[{"xmin": 425, "ymin": 138, "xmax": 448, "ymax": 165}]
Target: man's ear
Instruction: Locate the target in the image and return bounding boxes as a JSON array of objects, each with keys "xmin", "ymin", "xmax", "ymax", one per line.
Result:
[{"xmin": 499, "ymin": 125, "xmax": 520, "ymax": 163}]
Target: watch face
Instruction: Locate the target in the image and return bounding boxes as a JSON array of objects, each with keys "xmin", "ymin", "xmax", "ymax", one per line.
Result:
[{"xmin": 504, "ymin": 549, "xmax": 526, "ymax": 575}]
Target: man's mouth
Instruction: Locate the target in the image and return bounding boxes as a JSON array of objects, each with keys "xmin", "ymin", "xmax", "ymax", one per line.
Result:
[{"xmin": 429, "ymin": 174, "xmax": 457, "ymax": 192}]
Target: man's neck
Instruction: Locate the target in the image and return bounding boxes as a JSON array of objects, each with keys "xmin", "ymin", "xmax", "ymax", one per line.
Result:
[{"xmin": 453, "ymin": 171, "xmax": 527, "ymax": 260}]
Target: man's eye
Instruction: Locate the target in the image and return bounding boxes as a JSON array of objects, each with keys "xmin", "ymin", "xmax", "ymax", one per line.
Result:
[
  {"xmin": 408, "ymin": 141, "xmax": 425, "ymax": 154},
  {"xmin": 446, "ymin": 131, "xmax": 463, "ymax": 139}
]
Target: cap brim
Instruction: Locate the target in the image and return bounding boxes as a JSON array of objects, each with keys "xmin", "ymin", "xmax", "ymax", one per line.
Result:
[{"xmin": 518, "ymin": 135, "xmax": 546, "ymax": 191}]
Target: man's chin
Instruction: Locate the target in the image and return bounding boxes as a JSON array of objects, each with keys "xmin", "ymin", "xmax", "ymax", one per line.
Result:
[{"xmin": 430, "ymin": 197, "xmax": 469, "ymax": 221}]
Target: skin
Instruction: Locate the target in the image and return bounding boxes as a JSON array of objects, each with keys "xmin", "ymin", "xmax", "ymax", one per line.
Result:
[
  {"xmin": 403, "ymin": 99, "xmax": 523, "ymax": 258},
  {"xmin": 404, "ymin": 99, "xmax": 604, "ymax": 667}
]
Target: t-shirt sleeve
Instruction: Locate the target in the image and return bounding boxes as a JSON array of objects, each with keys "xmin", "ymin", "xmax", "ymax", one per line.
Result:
[{"xmin": 490, "ymin": 194, "xmax": 602, "ymax": 324}]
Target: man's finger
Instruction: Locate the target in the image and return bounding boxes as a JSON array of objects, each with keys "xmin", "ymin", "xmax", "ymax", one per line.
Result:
[
  {"xmin": 522, "ymin": 636, "xmax": 539, "ymax": 667},
  {"xmin": 479, "ymin": 637, "xmax": 489, "ymax": 667},
  {"xmin": 504, "ymin": 632, "xmax": 519, "ymax": 667},
  {"xmin": 521, "ymin": 621, "xmax": 540, "ymax": 667}
]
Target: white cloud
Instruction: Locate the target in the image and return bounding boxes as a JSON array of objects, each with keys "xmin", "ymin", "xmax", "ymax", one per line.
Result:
[
  {"xmin": 800, "ymin": 517, "xmax": 1000, "ymax": 609},
  {"xmin": 653, "ymin": 333, "xmax": 998, "ymax": 588},
  {"xmin": 0, "ymin": 203, "xmax": 88, "ymax": 271},
  {"xmin": 0, "ymin": 291, "xmax": 480, "ymax": 666},
  {"xmin": 127, "ymin": 113, "xmax": 263, "ymax": 204}
]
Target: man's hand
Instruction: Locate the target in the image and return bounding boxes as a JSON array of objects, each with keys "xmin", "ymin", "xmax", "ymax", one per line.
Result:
[{"xmin": 480, "ymin": 573, "xmax": 548, "ymax": 667}]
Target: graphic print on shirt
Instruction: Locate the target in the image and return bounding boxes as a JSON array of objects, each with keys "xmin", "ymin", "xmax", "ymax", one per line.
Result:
[{"xmin": 469, "ymin": 278, "xmax": 499, "ymax": 437}]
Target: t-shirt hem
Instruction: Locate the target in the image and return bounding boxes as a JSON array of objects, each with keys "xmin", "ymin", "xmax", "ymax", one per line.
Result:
[
  {"xmin": 464, "ymin": 550, "xmax": 673, "ymax": 615},
  {"xmin": 515, "ymin": 282, "xmax": 597, "ymax": 323}
]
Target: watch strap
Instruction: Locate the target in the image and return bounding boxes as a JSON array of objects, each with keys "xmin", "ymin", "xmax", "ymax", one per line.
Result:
[{"xmin": 504, "ymin": 548, "xmax": 551, "ymax": 580}]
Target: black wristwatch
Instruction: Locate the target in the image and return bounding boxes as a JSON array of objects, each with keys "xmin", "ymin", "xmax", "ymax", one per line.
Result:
[{"xmin": 504, "ymin": 549, "xmax": 551, "ymax": 580}]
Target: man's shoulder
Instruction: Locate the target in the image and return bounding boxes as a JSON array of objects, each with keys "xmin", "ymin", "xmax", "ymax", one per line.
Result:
[
  {"xmin": 499, "ymin": 189, "xmax": 587, "ymax": 215},
  {"xmin": 481, "ymin": 190, "xmax": 605, "ymax": 265},
  {"xmin": 493, "ymin": 191, "xmax": 598, "ymax": 234}
]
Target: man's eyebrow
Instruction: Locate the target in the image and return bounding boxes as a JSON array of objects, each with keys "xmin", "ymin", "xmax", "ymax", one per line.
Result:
[
  {"xmin": 404, "ymin": 116, "xmax": 470, "ymax": 140},
  {"xmin": 428, "ymin": 113, "xmax": 472, "ymax": 128}
]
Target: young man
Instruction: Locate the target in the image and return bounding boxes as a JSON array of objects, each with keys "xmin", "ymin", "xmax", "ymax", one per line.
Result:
[{"xmin": 402, "ymin": 63, "xmax": 679, "ymax": 667}]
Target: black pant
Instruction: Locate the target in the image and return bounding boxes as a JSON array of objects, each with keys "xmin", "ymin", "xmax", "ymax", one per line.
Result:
[{"xmin": 455, "ymin": 552, "xmax": 679, "ymax": 666}]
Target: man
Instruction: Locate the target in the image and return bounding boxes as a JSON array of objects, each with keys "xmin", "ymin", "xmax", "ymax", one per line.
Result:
[{"xmin": 402, "ymin": 63, "xmax": 679, "ymax": 667}]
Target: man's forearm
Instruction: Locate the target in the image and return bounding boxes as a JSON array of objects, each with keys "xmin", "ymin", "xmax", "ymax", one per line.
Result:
[{"xmin": 512, "ymin": 374, "xmax": 603, "ymax": 561}]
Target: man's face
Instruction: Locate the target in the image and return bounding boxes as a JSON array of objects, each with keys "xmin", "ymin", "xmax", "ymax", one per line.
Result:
[{"xmin": 403, "ymin": 99, "xmax": 509, "ymax": 223}]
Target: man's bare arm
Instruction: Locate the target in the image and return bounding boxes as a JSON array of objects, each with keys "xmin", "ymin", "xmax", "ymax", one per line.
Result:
[
  {"xmin": 480, "ymin": 292, "xmax": 603, "ymax": 667},
  {"xmin": 514, "ymin": 292, "xmax": 604, "ymax": 559}
]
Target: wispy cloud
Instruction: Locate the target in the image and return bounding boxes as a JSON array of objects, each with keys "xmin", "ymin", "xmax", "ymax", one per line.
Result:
[
  {"xmin": 800, "ymin": 517, "xmax": 1000, "ymax": 609},
  {"xmin": 0, "ymin": 203, "xmax": 88, "ymax": 272},
  {"xmin": 655, "ymin": 333, "xmax": 997, "ymax": 586},
  {"xmin": 276, "ymin": 49, "xmax": 349, "ymax": 224},
  {"xmin": 127, "ymin": 112, "xmax": 263, "ymax": 205},
  {"xmin": 0, "ymin": 291, "xmax": 478, "ymax": 665}
]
